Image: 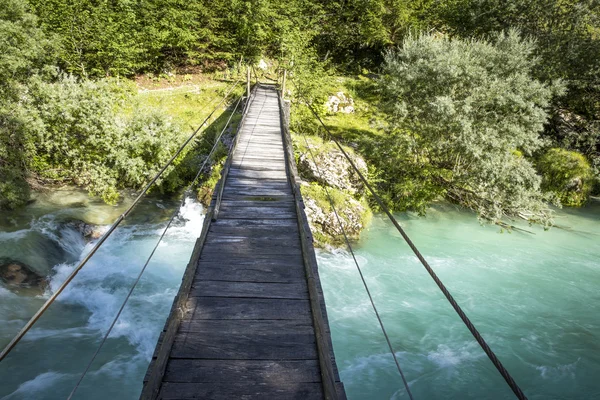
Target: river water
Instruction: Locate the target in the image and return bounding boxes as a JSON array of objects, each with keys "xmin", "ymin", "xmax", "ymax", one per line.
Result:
[{"xmin": 0, "ymin": 191, "xmax": 598, "ymax": 399}]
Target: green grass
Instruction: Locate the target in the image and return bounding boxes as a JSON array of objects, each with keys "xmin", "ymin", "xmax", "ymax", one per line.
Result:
[
  {"xmin": 321, "ymin": 75, "xmax": 387, "ymax": 145},
  {"xmin": 135, "ymin": 79, "xmax": 245, "ymax": 133},
  {"xmin": 301, "ymin": 182, "xmax": 372, "ymax": 246},
  {"xmin": 132, "ymin": 75, "xmax": 245, "ymax": 199}
]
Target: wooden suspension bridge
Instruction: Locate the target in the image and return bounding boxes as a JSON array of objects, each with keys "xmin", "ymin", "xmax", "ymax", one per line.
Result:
[
  {"xmin": 141, "ymin": 84, "xmax": 346, "ymax": 399},
  {"xmin": 0, "ymin": 72, "xmax": 528, "ymax": 400}
]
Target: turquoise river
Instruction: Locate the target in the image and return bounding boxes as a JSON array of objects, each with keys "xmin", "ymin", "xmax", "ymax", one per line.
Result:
[{"xmin": 0, "ymin": 189, "xmax": 598, "ymax": 399}]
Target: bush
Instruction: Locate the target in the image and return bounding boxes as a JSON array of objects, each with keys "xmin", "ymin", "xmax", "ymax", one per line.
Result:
[
  {"xmin": 26, "ymin": 76, "xmax": 187, "ymax": 203},
  {"xmin": 0, "ymin": 74, "xmax": 195, "ymax": 208},
  {"xmin": 379, "ymin": 31, "xmax": 562, "ymax": 226},
  {"xmin": 538, "ymin": 148, "xmax": 593, "ymax": 206}
]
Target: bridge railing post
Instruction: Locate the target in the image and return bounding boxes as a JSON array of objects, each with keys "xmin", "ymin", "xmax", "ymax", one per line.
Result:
[
  {"xmin": 281, "ymin": 69, "xmax": 287, "ymax": 99},
  {"xmin": 246, "ymin": 65, "xmax": 251, "ymax": 98}
]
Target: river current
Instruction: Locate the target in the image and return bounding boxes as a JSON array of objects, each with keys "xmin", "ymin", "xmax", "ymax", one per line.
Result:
[{"xmin": 0, "ymin": 190, "xmax": 598, "ymax": 399}]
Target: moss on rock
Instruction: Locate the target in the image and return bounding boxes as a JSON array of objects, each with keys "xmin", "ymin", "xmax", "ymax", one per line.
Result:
[
  {"xmin": 293, "ymin": 133, "xmax": 372, "ymax": 246},
  {"xmin": 301, "ymin": 183, "xmax": 371, "ymax": 246}
]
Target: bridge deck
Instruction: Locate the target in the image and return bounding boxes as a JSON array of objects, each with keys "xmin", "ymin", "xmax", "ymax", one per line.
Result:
[{"xmin": 142, "ymin": 85, "xmax": 345, "ymax": 399}]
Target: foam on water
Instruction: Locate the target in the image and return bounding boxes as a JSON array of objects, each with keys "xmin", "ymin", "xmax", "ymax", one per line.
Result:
[
  {"xmin": 318, "ymin": 203, "xmax": 600, "ymax": 399},
  {"xmin": 2, "ymin": 194, "xmax": 599, "ymax": 399},
  {"xmin": 3, "ymin": 372, "xmax": 70, "ymax": 399},
  {"xmin": 0, "ymin": 196, "xmax": 205, "ymax": 400}
]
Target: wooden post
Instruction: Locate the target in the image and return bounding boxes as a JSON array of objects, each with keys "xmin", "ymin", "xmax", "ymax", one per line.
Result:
[
  {"xmin": 281, "ymin": 69, "xmax": 287, "ymax": 98},
  {"xmin": 246, "ymin": 66, "xmax": 251, "ymax": 98}
]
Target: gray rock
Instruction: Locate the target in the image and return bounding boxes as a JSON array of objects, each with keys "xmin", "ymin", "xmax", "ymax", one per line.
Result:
[
  {"xmin": 297, "ymin": 143, "xmax": 367, "ymax": 195},
  {"xmin": 325, "ymin": 92, "xmax": 355, "ymax": 114},
  {"xmin": 62, "ymin": 219, "xmax": 105, "ymax": 240},
  {"xmin": 0, "ymin": 259, "xmax": 47, "ymax": 292}
]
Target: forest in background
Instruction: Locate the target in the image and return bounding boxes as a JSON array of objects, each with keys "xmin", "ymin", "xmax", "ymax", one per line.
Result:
[{"xmin": 1, "ymin": 0, "xmax": 599, "ymax": 229}]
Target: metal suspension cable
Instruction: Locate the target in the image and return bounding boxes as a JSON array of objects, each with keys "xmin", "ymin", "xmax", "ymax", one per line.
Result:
[
  {"xmin": 292, "ymin": 79, "xmax": 528, "ymax": 400},
  {"xmin": 67, "ymin": 95, "xmax": 244, "ymax": 400},
  {"xmin": 298, "ymin": 125, "xmax": 415, "ymax": 400},
  {"xmin": 0, "ymin": 78, "xmax": 242, "ymax": 363}
]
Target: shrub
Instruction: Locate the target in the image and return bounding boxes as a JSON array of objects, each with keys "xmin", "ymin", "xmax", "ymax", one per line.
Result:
[
  {"xmin": 26, "ymin": 76, "xmax": 187, "ymax": 203},
  {"xmin": 538, "ymin": 148, "xmax": 593, "ymax": 206},
  {"xmin": 379, "ymin": 30, "xmax": 563, "ymax": 226}
]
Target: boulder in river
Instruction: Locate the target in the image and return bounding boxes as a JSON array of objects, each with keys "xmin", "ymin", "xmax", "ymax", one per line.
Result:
[
  {"xmin": 62, "ymin": 219, "xmax": 105, "ymax": 241},
  {"xmin": 0, "ymin": 258, "xmax": 47, "ymax": 293}
]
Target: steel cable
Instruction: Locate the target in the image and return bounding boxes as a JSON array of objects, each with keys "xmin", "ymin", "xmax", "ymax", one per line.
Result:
[
  {"xmin": 0, "ymin": 78, "xmax": 242, "ymax": 362},
  {"xmin": 67, "ymin": 95, "xmax": 244, "ymax": 400},
  {"xmin": 298, "ymin": 124, "xmax": 415, "ymax": 399},
  {"xmin": 292, "ymin": 79, "xmax": 528, "ymax": 400}
]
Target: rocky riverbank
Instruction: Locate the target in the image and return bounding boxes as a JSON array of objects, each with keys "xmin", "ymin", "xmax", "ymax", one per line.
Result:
[{"xmin": 293, "ymin": 134, "xmax": 372, "ymax": 246}]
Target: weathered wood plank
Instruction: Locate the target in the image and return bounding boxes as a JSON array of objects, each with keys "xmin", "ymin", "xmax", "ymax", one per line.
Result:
[
  {"xmin": 229, "ymin": 164, "xmax": 289, "ymax": 172},
  {"xmin": 226, "ymin": 178, "xmax": 289, "ymax": 187},
  {"xmin": 190, "ymin": 280, "xmax": 308, "ymax": 299},
  {"xmin": 158, "ymin": 382, "xmax": 324, "ymax": 400},
  {"xmin": 207, "ymin": 226, "xmax": 301, "ymax": 238},
  {"xmin": 228, "ymin": 168, "xmax": 288, "ymax": 180},
  {"xmin": 220, "ymin": 194, "xmax": 295, "ymax": 203},
  {"xmin": 163, "ymin": 359, "xmax": 321, "ymax": 383},
  {"xmin": 232, "ymin": 154, "xmax": 287, "ymax": 161},
  {"xmin": 204, "ymin": 235, "xmax": 301, "ymax": 247},
  {"xmin": 170, "ymin": 331, "xmax": 317, "ymax": 359},
  {"xmin": 219, "ymin": 199, "xmax": 296, "ymax": 208},
  {"xmin": 200, "ymin": 245, "xmax": 302, "ymax": 257},
  {"xmin": 217, "ymin": 207, "xmax": 297, "ymax": 219},
  {"xmin": 182, "ymin": 297, "xmax": 313, "ymax": 321},
  {"xmin": 222, "ymin": 187, "xmax": 292, "ymax": 196},
  {"xmin": 195, "ymin": 265, "xmax": 304, "ymax": 283},
  {"xmin": 177, "ymin": 319, "xmax": 314, "ymax": 335},
  {"xmin": 199, "ymin": 255, "xmax": 304, "ymax": 265},
  {"xmin": 210, "ymin": 218, "xmax": 298, "ymax": 228}
]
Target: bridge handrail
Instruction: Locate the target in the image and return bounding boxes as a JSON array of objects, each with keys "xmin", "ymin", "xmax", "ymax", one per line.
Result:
[
  {"xmin": 291, "ymin": 78, "xmax": 528, "ymax": 400},
  {"xmin": 140, "ymin": 85, "xmax": 254, "ymax": 400},
  {"xmin": 0, "ymin": 78, "xmax": 242, "ymax": 363},
  {"xmin": 278, "ymin": 90, "xmax": 341, "ymax": 400}
]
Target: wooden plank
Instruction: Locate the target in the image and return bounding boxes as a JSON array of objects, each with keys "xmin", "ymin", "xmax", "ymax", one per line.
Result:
[
  {"xmin": 177, "ymin": 319, "xmax": 314, "ymax": 335},
  {"xmin": 229, "ymin": 164, "xmax": 288, "ymax": 172},
  {"xmin": 163, "ymin": 359, "xmax": 321, "ymax": 383},
  {"xmin": 200, "ymin": 245, "xmax": 302, "ymax": 257},
  {"xmin": 158, "ymin": 382, "xmax": 323, "ymax": 400},
  {"xmin": 228, "ymin": 168, "xmax": 287, "ymax": 180},
  {"xmin": 170, "ymin": 331, "xmax": 317, "ymax": 359},
  {"xmin": 195, "ymin": 265, "xmax": 304, "ymax": 283},
  {"xmin": 226, "ymin": 178, "xmax": 289, "ymax": 187},
  {"xmin": 220, "ymin": 194, "xmax": 294, "ymax": 202},
  {"xmin": 199, "ymin": 255, "xmax": 303, "ymax": 264},
  {"xmin": 222, "ymin": 187, "xmax": 292, "ymax": 196},
  {"xmin": 210, "ymin": 218, "xmax": 298, "ymax": 228},
  {"xmin": 204, "ymin": 235, "xmax": 301, "ymax": 247},
  {"xmin": 232, "ymin": 154, "xmax": 286, "ymax": 161},
  {"xmin": 207, "ymin": 226, "xmax": 301, "ymax": 237},
  {"xmin": 182, "ymin": 297, "xmax": 313, "ymax": 321},
  {"xmin": 219, "ymin": 199, "xmax": 295, "ymax": 208},
  {"xmin": 200, "ymin": 255, "xmax": 302, "ymax": 268},
  {"xmin": 234, "ymin": 144, "xmax": 285, "ymax": 151},
  {"xmin": 190, "ymin": 280, "xmax": 308, "ymax": 299},
  {"xmin": 217, "ymin": 207, "xmax": 297, "ymax": 219}
]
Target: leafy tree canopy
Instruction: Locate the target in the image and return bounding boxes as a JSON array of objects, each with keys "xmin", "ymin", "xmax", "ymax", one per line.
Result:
[{"xmin": 379, "ymin": 31, "xmax": 563, "ymax": 225}]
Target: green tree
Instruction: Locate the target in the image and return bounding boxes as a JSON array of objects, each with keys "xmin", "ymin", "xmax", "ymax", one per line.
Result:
[
  {"xmin": 0, "ymin": 0, "xmax": 55, "ymax": 209},
  {"xmin": 379, "ymin": 31, "xmax": 562, "ymax": 226},
  {"xmin": 538, "ymin": 148, "xmax": 593, "ymax": 206},
  {"xmin": 430, "ymin": 0, "xmax": 600, "ymax": 173}
]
